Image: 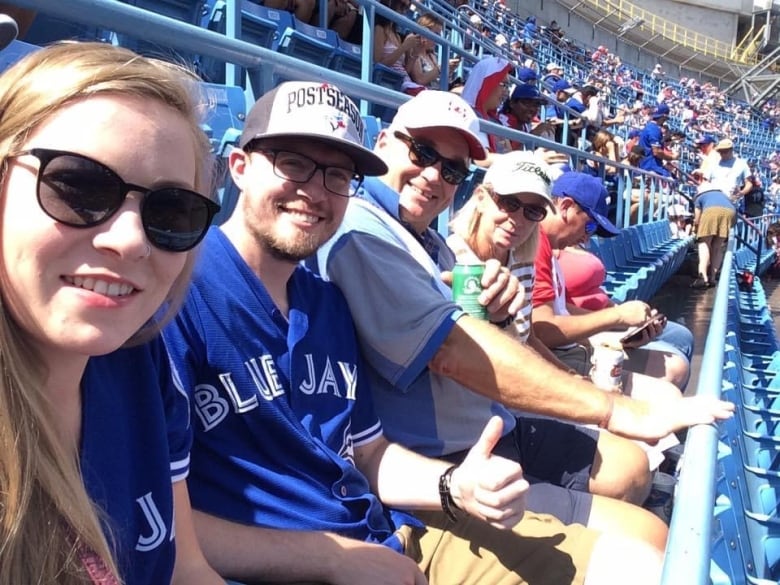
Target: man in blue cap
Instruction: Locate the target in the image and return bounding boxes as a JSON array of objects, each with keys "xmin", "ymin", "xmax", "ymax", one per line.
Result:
[
  {"xmin": 544, "ymin": 79, "xmax": 583, "ymax": 145},
  {"xmin": 498, "ymin": 84, "xmax": 570, "ymax": 166},
  {"xmin": 531, "ymin": 172, "xmax": 693, "ymax": 390},
  {"xmin": 501, "ymin": 83, "xmax": 545, "ymax": 134},
  {"xmin": 638, "ymin": 103, "xmax": 678, "ymax": 177},
  {"xmin": 544, "ymin": 78, "xmax": 577, "ymax": 122}
]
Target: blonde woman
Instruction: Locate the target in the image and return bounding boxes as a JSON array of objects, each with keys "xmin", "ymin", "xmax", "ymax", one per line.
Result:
[
  {"xmin": 0, "ymin": 43, "xmax": 222, "ymax": 584},
  {"xmin": 448, "ymin": 151, "xmax": 553, "ymax": 346}
]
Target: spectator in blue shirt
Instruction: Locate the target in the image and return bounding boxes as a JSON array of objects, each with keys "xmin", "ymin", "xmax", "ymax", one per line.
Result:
[{"xmin": 638, "ymin": 103, "xmax": 678, "ymax": 177}]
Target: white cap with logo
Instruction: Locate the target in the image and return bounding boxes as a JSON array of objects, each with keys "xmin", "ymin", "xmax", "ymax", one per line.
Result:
[
  {"xmin": 483, "ymin": 151, "xmax": 555, "ymax": 209},
  {"xmin": 239, "ymin": 81, "xmax": 387, "ymax": 176},
  {"xmin": 391, "ymin": 91, "xmax": 487, "ymax": 160}
]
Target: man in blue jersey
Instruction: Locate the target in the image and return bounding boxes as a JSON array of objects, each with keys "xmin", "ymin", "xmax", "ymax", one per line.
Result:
[
  {"xmin": 163, "ymin": 81, "xmax": 655, "ymax": 585},
  {"xmin": 638, "ymin": 103, "xmax": 678, "ymax": 177},
  {"xmin": 309, "ymin": 90, "xmax": 733, "ymax": 549}
]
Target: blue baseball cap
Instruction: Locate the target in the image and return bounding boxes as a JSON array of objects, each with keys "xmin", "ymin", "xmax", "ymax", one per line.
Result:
[
  {"xmin": 652, "ymin": 103, "xmax": 670, "ymax": 119},
  {"xmin": 696, "ymin": 134, "xmax": 716, "ymax": 146},
  {"xmin": 516, "ymin": 67, "xmax": 538, "ymax": 83},
  {"xmin": 510, "ymin": 83, "xmax": 544, "ymax": 102},
  {"xmin": 552, "ymin": 172, "xmax": 620, "ymax": 237},
  {"xmin": 552, "ymin": 79, "xmax": 576, "ymax": 95}
]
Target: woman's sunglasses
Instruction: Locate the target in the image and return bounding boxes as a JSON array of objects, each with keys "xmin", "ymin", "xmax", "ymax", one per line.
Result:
[
  {"xmin": 491, "ymin": 193, "xmax": 548, "ymax": 222},
  {"xmin": 393, "ymin": 131, "xmax": 470, "ymax": 185},
  {"xmin": 9, "ymin": 148, "xmax": 220, "ymax": 252}
]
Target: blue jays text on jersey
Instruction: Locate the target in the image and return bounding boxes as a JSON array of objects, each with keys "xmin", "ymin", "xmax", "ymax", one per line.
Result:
[{"xmin": 193, "ymin": 350, "xmax": 359, "ymax": 432}]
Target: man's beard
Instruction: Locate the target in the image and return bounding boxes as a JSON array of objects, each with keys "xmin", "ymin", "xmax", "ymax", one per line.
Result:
[{"xmin": 249, "ymin": 222, "xmax": 330, "ymax": 264}]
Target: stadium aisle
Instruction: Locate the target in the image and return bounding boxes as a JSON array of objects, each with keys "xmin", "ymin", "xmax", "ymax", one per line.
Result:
[{"xmin": 651, "ymin": 270, "xmax": 715, "ymax": 396}]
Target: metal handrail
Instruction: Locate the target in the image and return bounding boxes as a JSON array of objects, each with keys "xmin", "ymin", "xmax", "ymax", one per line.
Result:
[{"xmin": 661, "ymin": 236, "xmax": 734, "ymax": 585}]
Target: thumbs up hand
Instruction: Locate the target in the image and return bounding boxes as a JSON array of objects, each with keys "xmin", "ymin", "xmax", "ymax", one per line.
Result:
[{"xmin": 449, "ymin": 416, "xmax": 528, "ymax": 530}]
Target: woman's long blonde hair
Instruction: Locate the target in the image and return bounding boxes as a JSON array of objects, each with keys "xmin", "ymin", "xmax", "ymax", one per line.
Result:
[
  {"xmin": 0, "ymin": 42, "xmax": 214, "ymax": 584},
  {"xmin": 449, "ymin": 183, "xmax": 540, "ymax": 265}
]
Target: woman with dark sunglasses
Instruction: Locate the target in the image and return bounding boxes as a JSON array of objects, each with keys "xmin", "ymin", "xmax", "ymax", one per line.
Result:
[
  {"xmin": 447, "ymin": 151, "xmax": 554, "ymax": 341},
  {"xmin": 0, "ymin": 43, "xmax": 222, "ymax": 585}
]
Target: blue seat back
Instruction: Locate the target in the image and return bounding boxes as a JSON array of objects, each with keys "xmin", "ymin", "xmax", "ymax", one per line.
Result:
[
  {"xmin": 23, "ymin": 12, "xmax": 104, "ymax": 45},
  {"xmin": 115, "ymin": 0, "xmax": 206, "ymax": 64},
  {"xmin": 201, "ymin": 1, "xmax": 291, "ymax": 84},
  {"xmin": 278, "ymin": 17, "xmax": 337, "ymax": 67},
  {"xmin": 330, "ymin": 37, "xmax": 362, "ymax": 78},
  {"xmin": 240, "ymin": 1, "xmax": 292, "ymax": 51},
  {"xmin": 0, "ymin": 40, "xmax": 40, "ymax": 75},
  {"xmin": 200, "ymin": 82, "xmax": 247, "ymax": 154}
]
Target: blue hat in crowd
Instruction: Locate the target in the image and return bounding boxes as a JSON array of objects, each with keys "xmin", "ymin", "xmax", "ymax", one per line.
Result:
[
  {"xmin": 628, "ymin": 129, "xmax": 640, "ymax": 138},
  {"xmin": 551, "ymin": 172, "xmax": 620, "ymax": 237},
  {"xmin": 652, "ymin": 103, "xmax": 670, "ymax": 119},
  {"xmin": 696, "ymin": 134, "xmax": 716, "ymax": 146},
  {"xmin": 516, "ymin": 67, "xmax": 538, "ymax": 83},
  {"xmin": 552, "ymin": 79, "xmax": 576, "ymax": 95},
  {"xmin": 510, "ymin": 83, "xmax": 544, "ymax": 102}
]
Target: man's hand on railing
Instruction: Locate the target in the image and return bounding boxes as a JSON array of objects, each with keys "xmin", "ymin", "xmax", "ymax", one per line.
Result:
[{"xmin": 604, "ymin": 394, "xmax": 735, "ymax": 441}]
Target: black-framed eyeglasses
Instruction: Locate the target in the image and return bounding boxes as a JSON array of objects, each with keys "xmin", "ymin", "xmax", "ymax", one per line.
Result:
[
  {"xmin": 9, "ymin": 148, "xmax": 219, "ymax": 252},
  {"xmin": 491, "ymin": 192, "xmax": 547, "ymax": 222},
  {"xmin": 249, "ymin": 148, "xmax": 362, "ymax": 197},
  {"xmin": 393, "ymin": 131, "xmax": 470, "ymax": 185}
]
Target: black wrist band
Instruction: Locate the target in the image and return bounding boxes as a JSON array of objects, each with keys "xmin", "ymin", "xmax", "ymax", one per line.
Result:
[{"xmin": 439, "ymin": 465, "xmax": 460, "ymax": 522}]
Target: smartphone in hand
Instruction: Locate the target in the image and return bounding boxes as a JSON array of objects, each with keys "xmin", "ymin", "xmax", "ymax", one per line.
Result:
[{"xmin": 620, "ymin": 313, "xmax": 666, "ymax": 345}]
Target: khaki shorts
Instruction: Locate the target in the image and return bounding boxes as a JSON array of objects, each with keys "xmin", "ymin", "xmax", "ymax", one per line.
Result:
[{"xmin": 401, "ymin": 510, "xmax": 596, "ymax": 585}]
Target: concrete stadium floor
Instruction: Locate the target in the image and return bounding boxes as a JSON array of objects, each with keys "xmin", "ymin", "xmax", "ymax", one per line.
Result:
[{"xmin": 650, "ymin": 269, "xmax": 714, "ymax": 398}]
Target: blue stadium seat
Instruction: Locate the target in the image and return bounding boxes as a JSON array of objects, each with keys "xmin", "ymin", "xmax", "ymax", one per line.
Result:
[
  {"xmin": 238, "ymin": 1, "xmax": 292, "ymax": 51},
  {"xmin": 199, "ymin": 82, "xmax": 247, "ymax": 154},
  {"xmin": 361, "ymin": 115, "xmax": 384, "ymax": 150},
  {"xmin": 330, "ymin": 37, "xmax": 362, "ymax": 79},
  {"xmin": 201, "ymin": 1, "xmax": 293, "ymax": 84},
  {"xmin": 278, "ymin": 17, "xmax": 337, "ymax": 68},
  {"xmin": 372, "ymin": 63, "xmax": 404, "ymax": 91},
  {"xmin": 127, "ymin": 0, "xmax": 206, "ymax": 22},
  {"xmin": 115, "ymin": 0, "xmax": 206, "ymax": 63},
  {"xmin": 23, "ymin": 12, "xmax": 105, "ymax": 45},
  {"xmin": 370, "ymin": 64, "xmax": 405, "ymax": 122},
  {"xmin": 0, "ymin": 40, "xmax": 40, "ymax": 75}
]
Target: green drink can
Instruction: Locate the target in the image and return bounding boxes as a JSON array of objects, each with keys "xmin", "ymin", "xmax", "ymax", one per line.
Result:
[{"xmin": 452, "ymin": 262, "xmax": 487, "ymax": 320}]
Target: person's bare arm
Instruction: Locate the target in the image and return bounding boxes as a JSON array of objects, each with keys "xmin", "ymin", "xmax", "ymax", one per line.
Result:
[
  {"xmin": 192, "ymin": 511, "xmax": 426, "ymax": 585},
  {"xmin": 531, "ymin": 299, "xmax": 651, "ymax": 348},
  {"xmin": 356, "ymin": 420, "xmax": 527, "ymax": 530},
  {"xmin": 429, "ymin": 315, "xmax": 734, "ymax": 440},
  {"xmin": 652, "ymin": 144, "xmax": 678, "ymax": 161}
]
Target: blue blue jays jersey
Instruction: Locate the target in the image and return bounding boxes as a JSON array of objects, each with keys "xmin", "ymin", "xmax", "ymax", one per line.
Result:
[
  {"xmin": 80, "ymin": 339, "xmax": 190, "ymax": 585},
  {"xmin": 163, "ymin": 228, "xmax": 413, "ymax": 546}
]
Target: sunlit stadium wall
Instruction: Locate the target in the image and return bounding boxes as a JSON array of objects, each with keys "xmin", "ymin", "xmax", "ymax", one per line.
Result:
[{"xmin": 508, "ymin": 0, "xmax": 737, "ymax": 86}]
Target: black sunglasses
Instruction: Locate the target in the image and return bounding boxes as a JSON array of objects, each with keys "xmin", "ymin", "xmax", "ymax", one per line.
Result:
[
  {"xmin": 10, "ymin": 148, "xmax": 219, "ymax": 252},
  {"xmin": 393, "ymin": 131, "xmax": 470, "ymax": 185},
  {"xmin": 492, "ymin": 193, "xmax": 547, "ymax": 222}
]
